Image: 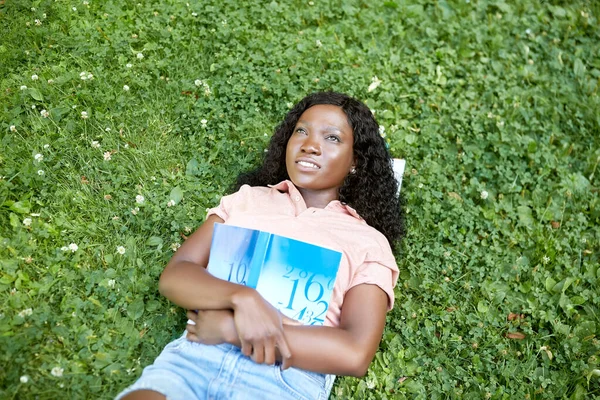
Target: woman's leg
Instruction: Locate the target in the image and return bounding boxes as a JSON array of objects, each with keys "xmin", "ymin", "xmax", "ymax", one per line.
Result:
[{"xmin": 120, "ymin": 390, "xmax": 166, "ymax": 400}]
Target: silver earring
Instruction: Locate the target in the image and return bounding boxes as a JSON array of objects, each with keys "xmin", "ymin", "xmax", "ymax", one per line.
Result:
[{"xmin": 350, "ymin": 167, "xmax": 356, "ymax": 174}]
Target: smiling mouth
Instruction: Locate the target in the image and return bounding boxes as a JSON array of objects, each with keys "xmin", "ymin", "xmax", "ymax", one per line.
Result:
[{"xmin": 297, "ymin": 160, "xmax": 320, "ymax": 169}]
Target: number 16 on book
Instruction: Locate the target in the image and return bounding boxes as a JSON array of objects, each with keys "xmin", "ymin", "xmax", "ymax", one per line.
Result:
[{"xmin": 260, "ymin": 266, "xmax": 336, "ymax": 326}]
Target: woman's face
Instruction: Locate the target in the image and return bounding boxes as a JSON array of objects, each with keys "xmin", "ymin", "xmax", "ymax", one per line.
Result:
[{"xmin": 285, "ymin": 104, "xmax": 355, "ymax": 199}]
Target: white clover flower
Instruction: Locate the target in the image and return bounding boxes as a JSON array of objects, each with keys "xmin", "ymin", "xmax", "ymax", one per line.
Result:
[
  {"xmin": 20, "ymin": 85, "xmax": 28, "ymax": 90},
  {"xmin": 31, "ymin": 105, "xmax": 37, "ymax": 109},
  {"xmin": 37, "ymin": 170, "xmax": 44, "ymax": 176},
  {"xmin": 379, "ymin": 125, "xmax": 386, "ymax": 138},
  {"xmin": 137, "ymin": 53, "xmax": 144, "ymax": 59},
  {"xmin": 40, "ymin": 109, "xmax": 49, "ymax": 118},
  {"xmin": 10, "ymin": 125, "xmax": 16, "ymax": 132},
  {"xmin": 200, "ymin": 119, "xmax": 208, "ymax": 127},
  {"xmin": 61, "ymin": 246, "xmax": 69, "ymax": 252},
  {"xmin": 87, "ymin": 73, "xmax": 94, "ymax": 80},
  {"xmin": 309, "ymin": 0, "xmax": 314, "ymax": 5},
  {"xmin": 35, "ymin": 19, "xmax": 42, "ymax": 26},
  {"xmin": 34, "ymin": 153, "xmax": 43, "ymax": 162},
  {"xmin": 194, "ymin": 79, "xmax": 202, "ymax": 87},
  {"xmin": 23, "ymin": 218, "xmax": 32, "ymax": 226},
  {"xmin": 116, "ymin": 246, "xmax": 126, "ymax": 255},
  {"xmin": 368, "ymin": 76, "xmax": 382, "ymax": 92},
  {"xmin": 131, "ymin": 207, "xmax": 139, "ymax": 215},
  {"xmin": 20, "ymin": 375, "xmax": 29, "ymax": 383},
  {"xmin": 126, "ymin": 63, "xmax": 133, "ymax": 68},
  {"xmin": 123, "ymin": 85, "xmax": 130, "ymax": 91},
  {"xmin": 167, "ymin": 199, "xmax": 175, "ymax": 207},
  {"xmin": 103, "ymin": 151, "xmax": 112, "ymax": 161},
  {"xmin": 135, "ymin": 195, "xmax": 145, "ymax": 204},
  {"xmin": 51, "ymin": 366, "xmax": 64, "ymax": 377},
  {"xmin": 192, "ymin": 12, "xmax": 198, "ymax": 17},
  {"xmin": 418, "ymin": 183, "xmax": 424, "ymax": 189},
  {"xmin": 83, "ymin": 0, "xmax": 89, "ymax": 5},
  {"xmin": 31, "ymin": 7, "xmax": 36, "ymax": 11},
  {"xmin": 31, "ymin": 74, "xmax": 39, "ymax": 81},
  {"xmin": 89, "ymin": 141, "xmax": 100, "ymax": 149},
  {"xmin": 43, "ymin": 144, "xmax": 50, "ymax": 149},
  {"xmin": 525, "ymin": 28, "xmax": 532, "ymax": 35},
  {"xmin": 171, "ymin": 243, "xmax": 181, "ymax": 251},
  {"xmin": 480, "ymin": 190, "xmax": 489, "ymax": 200},
  {"xmin": 80, "ymin": 71, "xmax": 88, "ymax": 80},
  {"xmin": 184, "ymin": 226, "xmax": 192, "ymax": 233},
  {"xmin": 68, "ymin": 243, "xmax": 78, "ymax": 252},
  {"xmin": 542, "ymin": 255, "xmax": 550, "ymax": 264},
  {"xmin": 81, "ymin": 111, "xmax": 88, "ymax": 119},
  {"xmin": 105, "ymin": 127, "xmax": 111, "ymax": 132},
  {"xmin": 203, "ymin": 83, "xmax": 211, "ymax": 96},
  {"xmin": 18, "ymin": 308, "xmax": 33, "ymax": 317},
  {"xmin": 108, "ymin": 279, "xmax": 116, "ymax": 288},
  {"xmin": 72, "ymin": 7, "xmax": 77, "ymax": 11},
  {"xmin": 316, "ymin": 39, "xmax": 322, "ymax": 48}
]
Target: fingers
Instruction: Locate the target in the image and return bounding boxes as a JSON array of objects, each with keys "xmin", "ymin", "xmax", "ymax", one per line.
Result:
[
  {"xmin": 186, "ymin": 310, "xmax": 198, "ymax": 321},
  {"xmin": 252, "ymin": 342, "xmax": 265, "ymax": 364},
  {"xmin": 186, "ymin": 322, "xmax": 197, "ymax": 334},
  {"xmin": 275, "ymin": 333, "xmax": 292, "ymax": 361},
  {"xmin": 263, "ymin": 338, "xmax": 276, "ymax": 365},
  {"xmin": 281, "ymin": 352, "xmax": 293, "ymax": 370},
  {"xmin": 186, "ymin": 332, "xmax": 199, "ymax": 342},
  {"xmin": 241, "ymin": 340, "xmax": 253, "ymax": 357}
]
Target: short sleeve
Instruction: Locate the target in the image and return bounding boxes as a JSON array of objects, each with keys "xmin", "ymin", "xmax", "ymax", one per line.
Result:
[
  {"xmin": 347, "ymin": 260, "xmax": 398, "ymax": 310},
  {"xmin": 206, "ymin": 185, "xmax": 250, "ymax": 221}
]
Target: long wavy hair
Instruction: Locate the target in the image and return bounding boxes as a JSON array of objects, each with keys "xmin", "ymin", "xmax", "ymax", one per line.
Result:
[{"xmin": 232, "ymin": 92, "xmax": 405, "ymax": 246}]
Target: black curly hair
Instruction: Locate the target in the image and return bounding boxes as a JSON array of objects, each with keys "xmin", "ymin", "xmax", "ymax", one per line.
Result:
[{"xmin": 232, "ymin": 92, "xmax": 405, "ymax": 247}]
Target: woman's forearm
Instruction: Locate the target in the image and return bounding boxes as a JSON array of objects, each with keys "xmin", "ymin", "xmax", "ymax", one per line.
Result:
[
  {"xmin": 224, "ymin": 324, "xmax": 376, "ymax": 377},
  {"xmin": 159, "ymin": 260, "xmax": 251, "ymax": 311},
  {"xmin": 284, "ymin": 324, "xmax": 375, "ymax": 377}
]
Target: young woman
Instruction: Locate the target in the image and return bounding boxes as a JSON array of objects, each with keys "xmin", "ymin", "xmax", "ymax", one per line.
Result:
[{"xmin": 117, "ymin": 92, "xmax": 404, "ymax": 400}]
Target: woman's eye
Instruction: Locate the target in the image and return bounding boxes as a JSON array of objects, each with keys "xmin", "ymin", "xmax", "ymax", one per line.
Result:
[
  {"xmin": 326, "ymin": 135, "xmax": 341, "ymax": 142},
  {"xmin": 295, "ymin": 128, "xmax": 307, "ymax": 134}
]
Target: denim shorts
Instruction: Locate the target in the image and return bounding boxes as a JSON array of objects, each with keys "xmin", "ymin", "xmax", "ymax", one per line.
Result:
[{"xmin": 115, "ymin": 333, "xmax": 335, "ymax": 400}]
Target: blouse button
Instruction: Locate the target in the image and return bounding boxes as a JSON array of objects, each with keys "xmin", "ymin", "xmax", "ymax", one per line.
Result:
[{"xmin": 295, "ymin": 196, "xmax": 300, "ymax": 202}]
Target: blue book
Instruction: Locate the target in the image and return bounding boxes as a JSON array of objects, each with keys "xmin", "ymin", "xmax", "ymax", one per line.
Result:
[{"xmin": 207, "ymin": 223, "xmax": 342, "ymax": 326}]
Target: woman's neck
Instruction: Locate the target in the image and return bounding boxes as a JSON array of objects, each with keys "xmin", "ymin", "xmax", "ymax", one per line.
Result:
[{"xmin": 297, "ymin": 187, "xmax": 339, "ymax": 209}]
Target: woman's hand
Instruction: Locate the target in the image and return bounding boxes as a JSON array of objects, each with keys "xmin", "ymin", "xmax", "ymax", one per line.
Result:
[
  {"xmin": 231, "ymin": 287, "xmax": 293, "ymax": 368},
  {"xmin": 186, "ymin": 309, "xmax": 237, "ymax": 345}
]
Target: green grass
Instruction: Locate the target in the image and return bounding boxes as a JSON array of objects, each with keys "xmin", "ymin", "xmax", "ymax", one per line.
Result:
[{"xmin": 1, "ymin": 0, "xmax": 599, "ymax": 398}]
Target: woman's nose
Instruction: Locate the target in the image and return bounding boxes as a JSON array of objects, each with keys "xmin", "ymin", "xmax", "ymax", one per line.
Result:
[{"xmin": 300, "ymin": 135, "xmax": 321, "ymax": 155}]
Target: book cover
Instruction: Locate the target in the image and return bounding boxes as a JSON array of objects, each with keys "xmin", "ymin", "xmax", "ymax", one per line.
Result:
[{"xmin": 207, "ymin": 223, "xmax": 342, "ymax": 326}]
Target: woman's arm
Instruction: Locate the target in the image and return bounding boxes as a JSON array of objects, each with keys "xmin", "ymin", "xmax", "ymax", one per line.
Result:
[
  {"xmin": 281, "ymin": 283, "xmax": 388, "ymax": 377},
  {"xmin": 159, "ymin": 214, "xmax": 293, "ymax": 363},
  {"xmin": 188, "ymin": 282, "xmax": 389, "ymax": 377},
  {"xmin": 159, "ymin": 214, "xmax": 238, "ymax": 310}
]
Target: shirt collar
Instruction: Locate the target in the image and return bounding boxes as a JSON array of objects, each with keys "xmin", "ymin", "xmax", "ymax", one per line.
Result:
[{"xmin": 269, "ymin": 180, "xmax": 364, "ymax": 221}]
